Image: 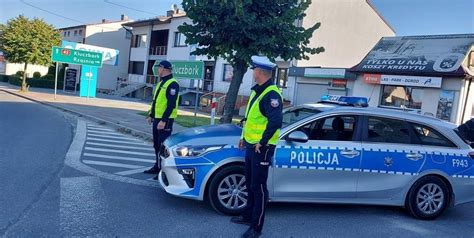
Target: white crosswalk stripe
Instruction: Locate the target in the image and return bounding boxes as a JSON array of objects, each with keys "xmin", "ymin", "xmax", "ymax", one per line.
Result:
[
  {"xmin": 81, "ymin": 123, "xmax": 156, "ymax": 179},
  {"xmin": 86, "ymin": 142, "xmax": 155, "ymax": 151}
]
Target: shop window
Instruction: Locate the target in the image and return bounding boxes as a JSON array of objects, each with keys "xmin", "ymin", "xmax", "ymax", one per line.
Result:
[
  {"xmin": 222, "ymin": 64, "xmax": 233, "ymax": 82},
  {"xmin": 436, "ymin": 90, "xmax": 455, "ymax": 121},
  {"xmin": 174, "ymin": 32, "xmax": 187, "ymax": 47},
  {"xmin": 380, "ymin": 85, "xmax": 423, "ymax": 110},
  {"xmin": 276, "ymin": 68, "xmax": 288, "ymax": 88}
]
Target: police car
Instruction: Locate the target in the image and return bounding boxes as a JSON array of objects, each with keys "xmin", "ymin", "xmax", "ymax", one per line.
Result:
[{"xmin": 158, "ymin": 96, "xmax": 474, "ymax": 220}]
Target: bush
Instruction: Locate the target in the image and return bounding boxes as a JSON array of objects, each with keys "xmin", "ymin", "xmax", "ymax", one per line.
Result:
[
  {"xmin": 15, "ymin": 71, "xmax": 24, "ymax": 77},
  {"xmin": 0, "ymin": 74, "xmax": 12, "ymax": 82},
  {"xmin": 41, "ymin": 74, "xmax": 54, "ymax": 80},
  {"xmin": 28, "ymin": 78, "xmax": 63, "ymax": 89},
  {"xmin": 33, "ymin": 72, "xmax": 41, "ymax": 78},
  {"xmin": 8, "ymin": 76, "xmax": 21, "ymax": 86}
]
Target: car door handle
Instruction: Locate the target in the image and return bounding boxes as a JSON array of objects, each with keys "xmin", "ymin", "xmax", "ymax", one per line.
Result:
[
  {"xmin": 406, "ymin": 153, "xmax": 423, "ymax": 161},
  {"xmin": 340, "ymin": 150, "xmax": 360, "ymax": 158}
]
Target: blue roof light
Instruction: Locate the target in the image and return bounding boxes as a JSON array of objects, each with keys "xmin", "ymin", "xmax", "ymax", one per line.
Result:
[{"xmin": 320, "ymin": 95, "xmax": 369, "ymax": 107}]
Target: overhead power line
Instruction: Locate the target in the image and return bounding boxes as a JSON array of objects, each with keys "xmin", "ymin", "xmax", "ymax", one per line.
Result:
[{"xmin": 103, "ymin": 0, "xmax": 157, "ymax": 16}]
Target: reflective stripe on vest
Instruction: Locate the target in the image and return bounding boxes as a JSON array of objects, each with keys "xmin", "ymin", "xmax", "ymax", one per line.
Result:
[
  {"xmin": 151, "ymin": 78, "xmax": 179, "ymax": 119},
  {"xmin": 243, "ymin": 85, "xmax": 282, "ymax": 145}
]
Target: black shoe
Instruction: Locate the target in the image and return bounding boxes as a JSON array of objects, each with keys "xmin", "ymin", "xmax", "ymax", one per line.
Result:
[
  {"xmin": 242, "ymin": 228, "xmax": 261, "ymax": 238},
  {"xmin": 143, "ymin": 167, "xmax": 160, "ymax": 174},
  {"xmin": 230, "ymin": 216, "xmax": 251, "ymax": 226}
]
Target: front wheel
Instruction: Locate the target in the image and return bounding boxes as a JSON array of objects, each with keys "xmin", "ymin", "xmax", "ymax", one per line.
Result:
[
  {"xmin": 406, "ymin": 176, "xmax": 450, "ymax": 220},
  {"xmin": 208, "ymin": 165, "xmax": 248, "ymax": 215}
]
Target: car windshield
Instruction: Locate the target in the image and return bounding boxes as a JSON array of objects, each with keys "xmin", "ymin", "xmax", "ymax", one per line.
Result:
[{"xmin": 282, "ymin": 107, "xmax": 321, "ymax": 128}]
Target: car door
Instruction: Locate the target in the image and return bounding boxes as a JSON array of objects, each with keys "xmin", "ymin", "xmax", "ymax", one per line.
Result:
[
  {"xmin": 357, "ymin": 116, "xmax": 427, "ymax": 200},
  {"xmin": 271, "ymin": 114, "xmax": 362, "ymax": 200}
]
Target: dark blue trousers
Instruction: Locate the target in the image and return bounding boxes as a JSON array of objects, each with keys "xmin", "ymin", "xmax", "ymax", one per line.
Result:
[
  {"xmin": 152, "ymin": 118, "xmax": 173, "ymax": 169},
  {"xmin": 242, "ymin": 142, "xmax": 275, "ymax": 232}
]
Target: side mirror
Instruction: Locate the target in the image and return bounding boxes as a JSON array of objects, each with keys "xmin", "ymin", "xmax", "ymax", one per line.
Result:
[{"xmin": 286, "ymin": 131, "xmax": 309, "ymax": 143}]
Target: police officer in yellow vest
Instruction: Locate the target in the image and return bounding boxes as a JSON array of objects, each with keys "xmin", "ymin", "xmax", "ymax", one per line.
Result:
[
  {"xmin": 231, "ymin": 56, "xmax": 283, "ymax": 238},
  {"xmin": 144, "ymin": 60, "xmax": 179, "ymax": 177}
]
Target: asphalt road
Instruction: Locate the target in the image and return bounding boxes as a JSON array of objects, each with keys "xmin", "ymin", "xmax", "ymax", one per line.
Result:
[{"xmin": 1, "ymin": 90, "xmax": 473, "ymax": 238}]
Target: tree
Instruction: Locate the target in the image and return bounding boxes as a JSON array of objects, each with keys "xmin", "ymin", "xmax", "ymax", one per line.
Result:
[
  {"xmin": 179, "ymin": 0, "xmax": 324, "ymax": 123},
  {"xmin": 0, "ymin": 15, "xmax": 61, "ymax": 91}
]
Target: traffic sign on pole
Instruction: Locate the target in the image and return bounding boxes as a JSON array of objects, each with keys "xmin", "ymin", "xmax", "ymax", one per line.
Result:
[
  {"xmin": 152, "ymin": 60, "xmax": 204, "ymax": 79},
  {"xmin": 51, "ymin": 46, "xmax": 103, "ymax": 68}
]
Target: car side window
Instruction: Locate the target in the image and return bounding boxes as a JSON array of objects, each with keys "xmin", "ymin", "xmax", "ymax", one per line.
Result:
[
  {"xmin": 299, "ymin": 115, "xmax": 357, "ymax": 141},
  {"xmin": 410, "ymin": 123, "xmax": 456, "ymax": 148},
  {"xmin": 366, "ymin": 117, "xmax": 411, "ymax": 144}
]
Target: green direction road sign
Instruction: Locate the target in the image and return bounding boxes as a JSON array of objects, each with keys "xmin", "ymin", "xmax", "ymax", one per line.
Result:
[
  {"xmin": 153, "ymin": 60, "xmax": 204, "ymax": 79},
  {"xmin": 51, "ymin": 46, "xmax": 103, "ymax": 68}
]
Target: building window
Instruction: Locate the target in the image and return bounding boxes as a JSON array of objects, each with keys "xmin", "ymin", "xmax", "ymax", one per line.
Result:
[
  {"xmin": 380, "ymin": 85, "xmax": 423, "ymax": 110},
  {"xmin": 78, "ymin": 29, "xmax": 83, "ymax": 35},
  {"xmin": 67, "ymin": 31, "xmax": 70, "ymax": 36},
  {"xmin": 222, "ymin": 64, "xmax": 233, "ymax": 82},
  {"xmin": 128, "ymin": 61, "xmax": 145, "ymax": 75},
  {"xmin": 436, "ymin": 90, "xmax": 455, "ymax": 121},
  {"xmin": 63, "ymin": 31, "xmax": 67, "ymax": 37},
  {"xmin": 174, "ymin": 32, "xmax": 187, "ymax": 47},
  {"xmin": 74, "ymin": 30, "xmax": 77, "ymax": 36},
  {"xmin": 132, "ymin": 34, "xmax": 147, "ymax": 48},
  {"xmin": 276, "ymin": 68, "xmax": 288, "ymax": 88}
]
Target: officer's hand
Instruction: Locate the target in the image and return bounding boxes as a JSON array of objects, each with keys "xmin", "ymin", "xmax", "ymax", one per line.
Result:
[
  {"xmin": 255, "ymin": 143, "xmax": 262, "ymax": 154},
  {"xmin": 238, "ymin": 139, "xmax": 245, "ymax": 150},
  {"xmin": 146, "ymin": 117, "xmax": 152, "ymax": 125},
  {"xmin": 157, "ymin": 121, "xmax": 166, "ymax": 130}
]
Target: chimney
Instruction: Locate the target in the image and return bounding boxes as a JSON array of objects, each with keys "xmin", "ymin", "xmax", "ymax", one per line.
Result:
[
  {"xmin": 166, "ymin": 10, "xmax": 174, "ymax": 17},
  {"xmin": 102, "ymin": 19, "xmax": 107, "ymax": 23},
  {"xmin": 121, "ymin": 14, "xmax": 129, "ymax": 21}
]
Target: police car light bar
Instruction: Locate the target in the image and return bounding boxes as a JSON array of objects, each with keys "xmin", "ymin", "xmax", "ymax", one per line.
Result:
[{"xmin": 319, "ymin": 95, "xmax": 369, "ymax": 107}]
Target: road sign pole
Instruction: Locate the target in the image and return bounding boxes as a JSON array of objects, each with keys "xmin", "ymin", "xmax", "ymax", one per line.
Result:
[
  {"xmin": 54, "ymin": 62, "xmax": 58, "ymax": 100},
  {"xmin": 193, "ymin": 79, "xmax": 199, "ymax": 126},
  {"xmin": 87, "ymin": 66, "xmax": 92, "ymax": 101}
]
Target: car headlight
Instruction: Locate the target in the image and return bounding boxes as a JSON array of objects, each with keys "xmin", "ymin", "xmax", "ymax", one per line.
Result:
[{"xmin": 173, "ymin": 145, "xmax": 225, "ymax": 157}]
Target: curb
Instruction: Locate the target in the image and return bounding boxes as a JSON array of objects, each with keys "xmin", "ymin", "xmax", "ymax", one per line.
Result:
[{"xmin": 0, "ymin": 88, "xmax": 154, "ymax": 142}]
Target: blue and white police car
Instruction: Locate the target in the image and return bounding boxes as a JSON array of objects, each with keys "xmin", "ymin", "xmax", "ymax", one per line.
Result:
[{"xmin": 158, "ymin": 96, "xmax": 474, "ymax": 220}]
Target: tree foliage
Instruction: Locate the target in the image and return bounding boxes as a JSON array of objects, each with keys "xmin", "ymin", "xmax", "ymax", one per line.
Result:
[
  {"xmin": 179, "ymin": 0, "xmax": 324, "ymax": 122},
  {"xmin": 0, "ymin": 15, "xmax": 61, "ymax": 91}
]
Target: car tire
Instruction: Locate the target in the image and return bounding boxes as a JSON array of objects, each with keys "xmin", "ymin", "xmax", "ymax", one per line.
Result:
[
  {"xmin": 208, "ymin": 165, "xmax": 247, "ymax": 216},
  {"xmin": 406, "ymin": 176, "xmax": 450, "ymax": 220}
]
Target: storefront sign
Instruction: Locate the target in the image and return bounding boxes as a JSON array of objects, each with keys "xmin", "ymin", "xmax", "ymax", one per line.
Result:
[
  {"xmin": 354, "ymin": 34, "xmax": 474, "ymax": 75},
  {"xmin": 332, "ymin": 79, "xmax": 347, "ymax": 86},
  {"xmin": 304, "ymin": 68, "xmax": 346, "ymax": 79},
  {"xmin": 363, "ymin": 74, "xmax": 442, "ymax": 88}
]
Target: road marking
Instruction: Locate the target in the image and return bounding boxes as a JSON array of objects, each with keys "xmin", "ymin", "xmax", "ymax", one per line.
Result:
[
  {"xmin": 88, "ymin": 130, "xmax": 127, "ymax": 136},
  {"xmin": 87, "ymin": 126, "xmax": 114, "ymax": 132},
  {"xmin": 82, "ymin": 160, "xmax": 146, "ymax": 169},
  {"xmin": 86, "ymin": 137, "xmax": 151, "ymax": 146},
  {"xmin": 86, "ymin": 141, "xmax": 154, "ymax": 151},
  {"xmin": 60, "ymin": 176, "xmax": 107, "ymax": 236},
  {"xmin": 115, "ymin": 168, "xmax": 150, "ymax": 176},
  {"xmin": 85, "ymin": 146, "xmax": 155, "ymax": 156},
  {"xmin": 83, "ymin": 152, "xmax": 155, "ymax": 163},
  {"xmin": 87, "ymin": 133, "xmax": 141, "ymax": 141},
  {"xmin": 65, "ymin": 119, "xmax": 159, "ymax": 188}
]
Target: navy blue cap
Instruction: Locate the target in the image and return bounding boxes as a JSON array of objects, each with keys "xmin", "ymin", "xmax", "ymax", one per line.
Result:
[
  {"xmin": 250, "ymin": 56, "xmax": 276, "ymax": 71},
  {"xmin": 158, "ymin": 60, "xmax": 172, "ymax": 70}
]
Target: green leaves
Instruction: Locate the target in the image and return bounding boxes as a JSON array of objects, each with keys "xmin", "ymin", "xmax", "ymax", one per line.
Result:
[
  {"xmin": 179, "ymin": 0, "xmax": 324, "ymax": 66},
  {"xmin": 0, "ymin": 15, "xmax": 61, "ymax": 67}
]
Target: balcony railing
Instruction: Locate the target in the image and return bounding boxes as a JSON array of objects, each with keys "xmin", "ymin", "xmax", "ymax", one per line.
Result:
[{"xmin": 149, "ymin": 46, "xmax": 167, "ymax": 56}]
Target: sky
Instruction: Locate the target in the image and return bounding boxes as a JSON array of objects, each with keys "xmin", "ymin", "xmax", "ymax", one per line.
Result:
[{"xmin": 0, "ymin": 0, "xmax": 473, "ymax": 36}]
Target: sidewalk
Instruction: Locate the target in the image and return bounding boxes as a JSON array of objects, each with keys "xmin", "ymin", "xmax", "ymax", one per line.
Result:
[{"xmin": 0, "ymin": 82, "xmax": 188, "ymax": 141}]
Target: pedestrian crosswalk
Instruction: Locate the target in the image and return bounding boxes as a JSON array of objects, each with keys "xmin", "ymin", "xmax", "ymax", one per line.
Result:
[{"xmin": 81, "ymin": 123, "xmax": 157, "ymax": 181}]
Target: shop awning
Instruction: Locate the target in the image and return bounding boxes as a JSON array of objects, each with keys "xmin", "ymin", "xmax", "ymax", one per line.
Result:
[{"xmin": 351, "ymin": 34, "xmax": 474, "ymax": 77}]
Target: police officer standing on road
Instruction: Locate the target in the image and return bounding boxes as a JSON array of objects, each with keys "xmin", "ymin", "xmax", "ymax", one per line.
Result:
[
  {"xmin": 231, "ymin": 56, "xmax": 283, "ymax": 238},
  {"xmin": 144, "ymin": 60, "xmax": 179, "ymax": 179}
]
